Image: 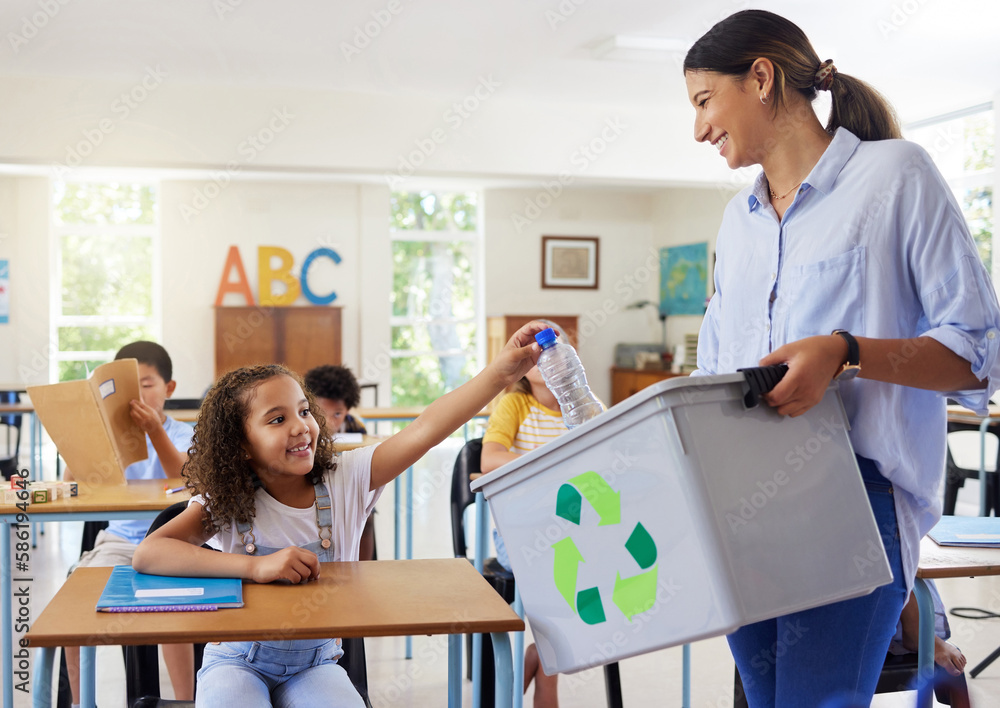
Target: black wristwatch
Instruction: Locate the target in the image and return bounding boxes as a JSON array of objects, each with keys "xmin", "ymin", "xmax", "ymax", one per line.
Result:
[{"xmin": 832, "ymin": 329, "xmax": 861, "ymax": 381}]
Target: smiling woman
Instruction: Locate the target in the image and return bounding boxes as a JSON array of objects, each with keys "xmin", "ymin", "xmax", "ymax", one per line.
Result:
[{"xmin": 681, "ymin": 8, "xmax": 1000, "ymax": 708}]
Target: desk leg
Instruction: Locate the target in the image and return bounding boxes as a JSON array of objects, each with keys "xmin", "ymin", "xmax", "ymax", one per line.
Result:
[
  {"xmin": 32, "ymin": 646, "xmax": 54, "ymax": 708},
  {"xmin": 980, "ymin": 418, "xmax": 990, "ymax": 516},
  {"xmin": 80, "ymin": 646, "xmax": 96, "ymax": 708},
  {"xmin": 914, "ymin": 578, "xmax": 935, "ymax": 708},
  {"xmin": 30, "ymin": 417, "xmax": 37, "ymax": 549},
  {"xmin": 448, "ymin": 634, "xmax": 462, "ymax": 708},
  {"xmin": 2, "ymin": 522, "xmax": 12, "ymax": 708},
  {"xmin": 682, "ymin": 643, "xmax": 691, "ymax": 708},
  {"xmin": 394, "ymin": 476, "xmax": 401, "ymax": 560},
  {"xmin": 405, "ymin": 465, "xmax": 413, "ymax": 659},
  {"xmin": 472, "ymin": 492, "xmax": 488, "ymax": 708},
  {"xmin": 491, "ymin": 632, "xmax": 514, "ymax": 708},
  {"xmin": 513, "ymin": 590, "xmax": 524, "ymax": 708}
]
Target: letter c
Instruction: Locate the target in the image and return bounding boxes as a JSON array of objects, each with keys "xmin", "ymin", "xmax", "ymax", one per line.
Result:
[{"xmin": 300, "ymin": 247, "xmax": 341, "ymax": 305}]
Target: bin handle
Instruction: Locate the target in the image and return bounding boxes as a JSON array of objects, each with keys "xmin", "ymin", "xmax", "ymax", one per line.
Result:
[{"xmin": 737, "ymin": 364, "xmax": 789, "ymax": 409}]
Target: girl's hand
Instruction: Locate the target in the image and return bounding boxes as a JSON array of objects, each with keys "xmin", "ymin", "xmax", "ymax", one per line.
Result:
[
  {"xmin": 758, "ymin": 335, "xmax": 848, "ymax": 417},
  {"xmin": 251, "ymin": 547, "xmax": 321, "ymax": 584},
  {"xmin": 491, "ymin": 321, "xmax": 546, "ymax": 386}
]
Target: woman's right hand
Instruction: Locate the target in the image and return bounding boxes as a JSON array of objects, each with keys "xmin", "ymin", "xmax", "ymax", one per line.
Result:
[{"xmin": 251, "ymin": 546, "xmax": 321, "ymax": 584}]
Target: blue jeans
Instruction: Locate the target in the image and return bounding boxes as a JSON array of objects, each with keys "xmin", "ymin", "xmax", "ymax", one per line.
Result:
[
  {"xmin": 195, "ymin": 639, "xmax": 363, "ymax": 707},
  {"xmin": 728, "ymin": 456, "xmax": 908, "ymax": 708}
]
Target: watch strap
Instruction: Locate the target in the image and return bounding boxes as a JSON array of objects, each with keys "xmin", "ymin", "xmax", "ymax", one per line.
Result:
[{"xmin": 832, "ymin": 329, "xmax": 859, "ymax": 367}]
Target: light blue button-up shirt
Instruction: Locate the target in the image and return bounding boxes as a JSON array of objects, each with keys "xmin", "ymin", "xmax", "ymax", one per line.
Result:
[{"xmin": 695, "ymin": 127, "xmax": 1000, "ymax": 590}]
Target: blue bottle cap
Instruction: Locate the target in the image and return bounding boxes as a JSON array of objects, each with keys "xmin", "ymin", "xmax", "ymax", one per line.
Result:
[{"xmin": 534, "ymin": 328, "xmax": 557, "ymax": 346}]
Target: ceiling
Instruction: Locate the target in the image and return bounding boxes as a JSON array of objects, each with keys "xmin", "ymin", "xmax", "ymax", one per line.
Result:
[{"xmin": 1, "ymin": 0, "xmax": 998, "ymax": 183}]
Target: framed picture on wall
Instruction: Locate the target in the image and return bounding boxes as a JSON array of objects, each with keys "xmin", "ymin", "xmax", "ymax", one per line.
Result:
[{"xmin": 541, "ymin": 236, "xmax": 599, "ymax": 289}]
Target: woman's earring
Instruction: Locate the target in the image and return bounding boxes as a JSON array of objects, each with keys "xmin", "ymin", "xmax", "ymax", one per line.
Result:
[{"xmin": 760, "ymin": 93, "xmax": 769, "ymax": 105}]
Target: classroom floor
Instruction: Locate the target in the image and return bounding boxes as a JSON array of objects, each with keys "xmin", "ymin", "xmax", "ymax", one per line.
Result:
[{"xmin": 4, "ymin": 433, "xmax": 1000, "ymax": 707}]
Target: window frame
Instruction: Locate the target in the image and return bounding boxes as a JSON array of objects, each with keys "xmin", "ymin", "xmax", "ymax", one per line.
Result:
[
  {"xmin": 903, "ymin": 103, "xmax": 995, "ymax": 281},
  {"xmin": 388, "ymin": 191, "xmax": 486, "ymax": 403},
  {"xmin": 50, "ymin": 178, "xmax": 162, "ymax": 382}
]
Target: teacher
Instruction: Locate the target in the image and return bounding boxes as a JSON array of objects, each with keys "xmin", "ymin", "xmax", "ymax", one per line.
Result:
[{"xmin": 684, "ymin": 9, "xmax": 1000, "ymax": 706}]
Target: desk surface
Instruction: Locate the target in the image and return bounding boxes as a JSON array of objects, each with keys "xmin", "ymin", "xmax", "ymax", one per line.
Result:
[
  {"xmin": 917, "ymin": 535, "xmax": 1000, "ymax": 579},
  {"xmin": 355, "ymin": 406, "xmax": 492, "ymax": 421},
  {"xmin": 946, "ymin": 404, "xmax": 1000, "ymax": 425},
  {"xmin": 0, "ymin": 478, "xmax": 189, "ymax": 516},
  {"xmin": 26, "ymin": 559, "xmax": 524, "ymax": 647}
]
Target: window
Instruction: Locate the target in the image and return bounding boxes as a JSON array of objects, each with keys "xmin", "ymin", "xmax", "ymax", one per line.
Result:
[
  {"xmin": 51, "ymin": 181, "xmax": 160, "ymax": 381},
  {"xmin": 389, "ymin": 191, "xmax": 483, "ymax": 406},
  {"xmin": 905, "ymin": 105, "xmax": 994, "ymax": 277}
]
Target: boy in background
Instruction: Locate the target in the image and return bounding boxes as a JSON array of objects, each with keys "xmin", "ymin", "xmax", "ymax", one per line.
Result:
[
  {"xmin": 304, "ymin": 364, "xmax": 375, "ymax": 561},
  {"xmin": 64, "ymin": 341, "xmax": 195, "ymax": 705}
]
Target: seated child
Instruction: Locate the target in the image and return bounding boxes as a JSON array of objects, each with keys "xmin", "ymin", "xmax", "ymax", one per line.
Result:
[
  {"xmin": 303, "ymin": 364, "xmax": 375, "ymax": 560},
  {"xmin": 890, "ymin": 578, "xmax": 969, "ymax": 707},
  {"xmin": 64, "ymin": 341, "xmax": 195, "ymax": 705},
  {"xmin": 132, "ymin": 322, "xmax": 547, "ymax": 707},
  {"xmin": 304, "ymin": 365, "xmax": 368, "ymax": 435},
  {"xmin": 481, "ymin": 330, "xmax": 598, "ymax": 708}
]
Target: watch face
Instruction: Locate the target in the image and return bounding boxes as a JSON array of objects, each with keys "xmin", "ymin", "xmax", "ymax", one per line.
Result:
[{"xmin": 835, "ymin": 365, "xmax": 861, "ymax": 381}]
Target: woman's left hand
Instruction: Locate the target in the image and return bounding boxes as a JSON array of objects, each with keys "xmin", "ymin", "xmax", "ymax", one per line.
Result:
[{"xmin": 758, "ymin": 335, "xmax": 848, "ymax": 417}]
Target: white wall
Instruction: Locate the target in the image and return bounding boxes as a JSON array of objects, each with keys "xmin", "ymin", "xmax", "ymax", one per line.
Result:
[
  {"xmin": 484, "ymin": 188, "xmax": 666, "ymax": 404},
  {"xmin": 651, "ymin": 186, "xmax": 737, "ymax": 364},
  {"xmin": 160, "ymin": 179, "xmax": 393, "ymax": 398},
  {"xmin": 0, "ymin": 74, "xmax": 728, "ymax": 186},
  {"xmin": 1, "ymin": 174, "xmax": 734, "ymax": 404},
  {"xmin": 0, "ymin": 175, "xmax": 391, "ymax": 399},
  {"xmin": 0, "ymin": 176, "xmax": 51, "ymax": 387}
]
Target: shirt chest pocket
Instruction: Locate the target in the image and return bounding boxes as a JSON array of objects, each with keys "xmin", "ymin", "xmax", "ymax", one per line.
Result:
[{"xmin": 780, "ymin": 245, "xmax": 866, "ymax": 344}]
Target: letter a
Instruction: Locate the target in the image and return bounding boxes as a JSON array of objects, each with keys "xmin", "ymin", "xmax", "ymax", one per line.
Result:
[{"xmin": 214, "ymin": 245, "xmax": 256, "ymax": 306}]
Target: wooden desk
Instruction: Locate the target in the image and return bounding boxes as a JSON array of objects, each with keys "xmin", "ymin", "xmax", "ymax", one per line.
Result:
[
  {"xmin": 26, "ymin": 560, "xmax": 525, "ymax": 708},
  {"xmin": 914, "ymin": 533, "xmax": 1000, "ymax": 708},
  {"xmin": 169, "ymin": 408, "xmax": 199, "ymax": 424},
  {"xmin": 0, "ymin": 479, "xmax": 189, "ymax": 708}
]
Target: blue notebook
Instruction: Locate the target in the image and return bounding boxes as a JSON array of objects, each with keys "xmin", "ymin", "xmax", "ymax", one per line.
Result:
[
  {"xmin": 96, "ymin": 565, "xmax": 244, "ymax": 612},
  {"xmin": 928, "ymin": 515, "xmax": 1000, "ymax": 548}
]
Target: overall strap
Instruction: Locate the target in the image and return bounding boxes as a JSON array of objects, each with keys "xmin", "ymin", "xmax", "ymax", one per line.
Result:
[
  {"xmin": 315, "ymin": 478, "xmax": 333, "ymax": 549},
  {"xmin": 236, "ymin": 518, "xmax": 257, "ymax": 555}
]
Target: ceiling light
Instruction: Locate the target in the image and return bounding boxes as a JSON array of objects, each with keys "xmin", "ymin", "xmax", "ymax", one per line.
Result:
[{"xmin": 592, "ymin": 35, "xmax": 690, "ymax": 63}]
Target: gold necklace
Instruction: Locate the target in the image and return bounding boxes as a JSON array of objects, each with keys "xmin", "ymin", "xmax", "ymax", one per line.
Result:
[{"xmin": 768, "ymin": 181, "xmax": 802, "ymax": 201}]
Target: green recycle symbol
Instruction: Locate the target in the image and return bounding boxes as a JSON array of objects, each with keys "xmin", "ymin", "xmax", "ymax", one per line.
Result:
[{"xmin": 552, "ymin": 471, "xmax": 658, "ymax": 625}]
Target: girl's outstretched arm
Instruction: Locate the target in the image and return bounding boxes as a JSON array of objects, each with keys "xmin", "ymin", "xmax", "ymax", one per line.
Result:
[
  {"xmin": 133, "ymin": 501, "xmax": 321, "ymax": 584},
  {"xmin": 370, "ymin": 320, "xmax": 546, "ymax": 490}
]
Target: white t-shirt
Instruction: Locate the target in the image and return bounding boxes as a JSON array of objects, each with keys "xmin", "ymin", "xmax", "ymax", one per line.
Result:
[{"xmin": 190, "ymin": 444, "xmax": 382, "ymax": 562}]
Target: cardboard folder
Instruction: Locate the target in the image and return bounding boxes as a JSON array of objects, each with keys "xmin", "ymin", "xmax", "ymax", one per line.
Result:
[{"xmin": 27, "ymin": 359, "xmax": 147, "ymax": 487}]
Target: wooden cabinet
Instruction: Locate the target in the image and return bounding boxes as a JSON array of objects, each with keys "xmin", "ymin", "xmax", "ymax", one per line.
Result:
[
  {"xmin": 486, "ymin": 315, "xmax": 579, "ymax": 363},
  {"xmin": 611, "ymin": 367, "xmax": 685, "ymax": 405},
  {"xmin": 215, "ymin": 306, "xmax": 342, "ymax": 378}
]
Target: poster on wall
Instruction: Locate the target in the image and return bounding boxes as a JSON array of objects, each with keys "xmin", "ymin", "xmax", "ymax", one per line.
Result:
[
  {"xmin": 0, "ymin": 259, "xmax": 8, "ymax": 324},
  {"xmin": 659, "ymin": 244, "xmax": 708, "ymax": 316}
]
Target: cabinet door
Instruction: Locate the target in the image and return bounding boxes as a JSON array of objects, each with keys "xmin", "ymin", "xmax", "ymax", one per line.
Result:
[
  {"xmin": 215, "ymin": 307, "xmax": 279, "ymax": 376},
  {"xmin": 503, "ymin": 315, "xmax": 579, "ymax": 349},
  {"xmin": 282, "ymin": 307, "xmax": 342, "ymax": 376},
  {"xmin": 611, "ymin": 369, "xmax": 637, "ymax": 406}
]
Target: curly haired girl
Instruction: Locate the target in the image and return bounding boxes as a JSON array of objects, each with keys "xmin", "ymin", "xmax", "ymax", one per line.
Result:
[{"xmin": 133, "ymin": 321, "xmax": 548, "ymax": 707}]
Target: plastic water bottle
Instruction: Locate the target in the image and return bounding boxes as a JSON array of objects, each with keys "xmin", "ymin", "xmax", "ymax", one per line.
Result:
[{"xmin": 534, "ymin": 327, "xmax": 603, "ymax": 428}]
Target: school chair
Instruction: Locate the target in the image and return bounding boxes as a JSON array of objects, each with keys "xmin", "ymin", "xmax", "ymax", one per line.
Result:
[
  {"xmin": 732, "ymin": 654, "xmax": 970, "ymax": 706},
  {"xmin": 943, "ymin": 423, "xmax": 1000, "ymax": 516},
  {"xmin": 450, "ymin": 438, "xmax": 624, "ymax": 708},
  {"xmin": 0, "ymin": 390, "xmax": 22, "ymax": 480}
]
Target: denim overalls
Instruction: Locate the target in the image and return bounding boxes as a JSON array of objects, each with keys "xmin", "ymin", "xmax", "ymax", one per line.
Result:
[{"xmin": 195, "ymin": 480, "xmax": 363, "ymax": 708}]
